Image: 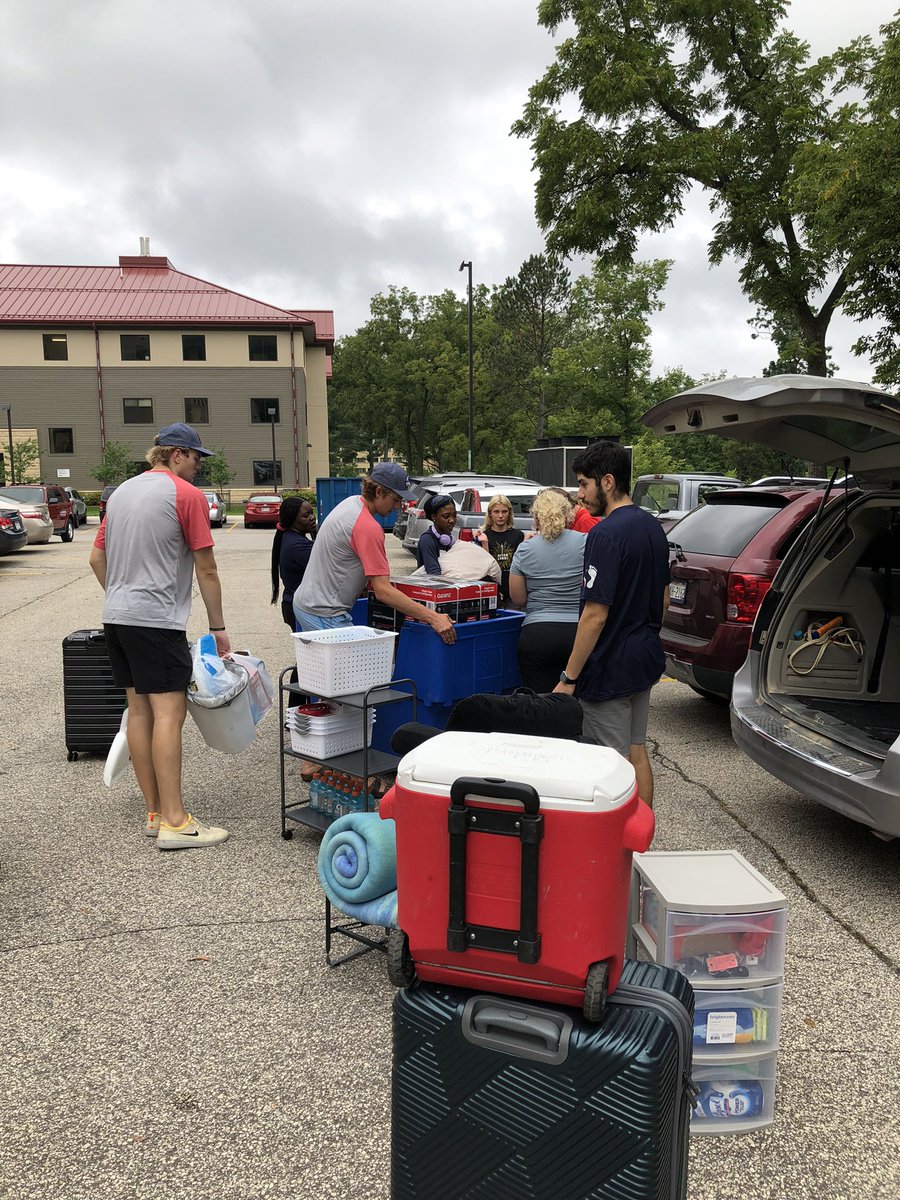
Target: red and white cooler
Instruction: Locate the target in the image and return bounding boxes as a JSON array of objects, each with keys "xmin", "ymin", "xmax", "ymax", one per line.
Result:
[{"xmin": 379, "ymin": 730, "xmax": 655, "ymax": 1020}]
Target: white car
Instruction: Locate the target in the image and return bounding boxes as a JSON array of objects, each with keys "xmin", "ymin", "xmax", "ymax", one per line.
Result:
[
  {"xmin": 0, "ymin": 491, "xmax": 53, "ymax": 543},
  {"xmin": 65, "ymin": 488, "xmax": 88, "ymax": 525},
  {"xmin": 643, "ymin": 373, "xmax": 900, "ymax": 840}
]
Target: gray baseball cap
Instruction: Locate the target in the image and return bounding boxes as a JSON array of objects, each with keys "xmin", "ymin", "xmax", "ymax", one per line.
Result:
[{"xmin": 369, "ymin": 461, "xmax": 416, "ymax": 500}]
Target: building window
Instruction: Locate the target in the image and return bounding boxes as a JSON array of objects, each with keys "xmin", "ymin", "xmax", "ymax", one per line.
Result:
[
  {"xmin": 123, "ymin": 397, "xmax": 154, "ymax": 424},
  {"xmin": 49, "ymin": 427, "xmax": 75, "ymax": 454},
  {"xmin": 184, "ymin": 397, "xmax": 209, "ymax": 424},
  {"xmin": 43, "ymin": 334, "xmax": 68, "ymax": 361},
  {"xmin": 248, "ymin": 334, "xmax": 277, "ymax": 362},
  {"xmin": 120, "ymin": 334, "xmax": 151, "ymax": 361},
  {"xmin": 182, "ymin": 334, "xmax": 206, "ymax": 361},
  {"xmin": 250, "ymin": 398, "xmax": 280, "ymax": 424},
  {"xmin": 253, "ymin": 460, "xmax": 283, "ymax": 487}
]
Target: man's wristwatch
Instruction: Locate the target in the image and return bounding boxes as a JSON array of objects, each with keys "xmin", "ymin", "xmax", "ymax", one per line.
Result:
[{"xmin": 559, "ymin": 670, "xmax": 579, "ymax": 685}]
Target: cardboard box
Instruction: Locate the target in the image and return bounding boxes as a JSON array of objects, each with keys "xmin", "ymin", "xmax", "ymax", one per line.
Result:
[{"xmin": 367, "ymin": 576, "xmax": 498, "ymax": 630}]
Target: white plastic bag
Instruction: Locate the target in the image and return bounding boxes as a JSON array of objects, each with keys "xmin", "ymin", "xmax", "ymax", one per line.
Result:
[
  {"xmin": 189, "ymin": 634, "xmax": 238, "ymax": 698},
  {"xmin": 103, "ymin": 708, "xmax": 131, "ymax": 788},
  {"xmin": 233, "ymin": 651, "xmax": 275, "ymax": 725},
  {"xmin": 410, "ymin": 539, "xmax": 501, "ymax": 583}
]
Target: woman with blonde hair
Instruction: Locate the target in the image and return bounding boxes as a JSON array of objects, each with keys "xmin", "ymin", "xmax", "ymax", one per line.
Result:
[
  {"xmin": 473, "ymin": 493, "xmax": 524, "ymax": 604},
  {"xmin": 508, "ymin": 487, "xmax": 586, "ymax": 692}
]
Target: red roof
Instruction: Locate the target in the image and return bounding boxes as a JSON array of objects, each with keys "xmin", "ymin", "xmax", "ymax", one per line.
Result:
[{"xmin": 0, "ymin": 258, "xmax": 334, "ymax": 349}]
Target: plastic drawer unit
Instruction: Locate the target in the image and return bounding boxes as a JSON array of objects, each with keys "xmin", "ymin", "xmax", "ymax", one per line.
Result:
[
  {"xmin": 692, "ymin": 983, "xmax": 783, "ymax": 1059},
  {"xmin": 691, "ymin": 1054, "xmax": 778, "ymax": 1134},
  {"xmin": 630, "ymin": 851, "xmax": 787, "ymax": 987}
]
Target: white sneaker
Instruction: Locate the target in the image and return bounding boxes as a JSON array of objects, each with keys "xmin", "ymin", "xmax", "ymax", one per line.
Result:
[
  {"xmin": 145, "ymin": 812, "xmax": 160, "ymax": 838},
  {"xmin": 157, "ymin": 814, "xmax": 229, "ymax": 851}
]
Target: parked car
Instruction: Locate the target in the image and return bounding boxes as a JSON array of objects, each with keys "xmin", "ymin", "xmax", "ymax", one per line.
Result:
[
  {"xmin": 0, "ymin": 491, "xmax": 54, "ymax": 544},
  {"xmin": 65, "ymin": 488, "xmax": 88, "ymax": 525},
  {"xmin": 398, "ymin": 474, "xmax": 542, "ymax": 552},
  {"xmin": 0, "ymin": 483, "xmax": 75, "ymax": 540},
  {"xmin": 748, "ymin": 476, "xmax": 830, "ymax": 488},
  {"xmin": 632, "ymin": 473, "xmax": 744, "ymax": 531},
  {"xmin": 244, "ymin": 493, "xmax": 281, "ymax": 528},
  {"xmin": 643, "ymin": 373, "xmax": 900, "ymax": 839},
  {"xmin": 0, "ymin": 502, "xmax": 28, "ymax": 555},
  {"xmin": 98, "ymin": 485, "xmax": 118, "ymax": 520},
  {"xmin": 455, "ymin": 484, "xmax": 546, "ymax": 539},
  {"xmin": 203, "ymin": 490, "xmax": 228, "ymax": 528},
  {"xmin": 662, "ymin": 486, "xmax": 836, "ymax": 701}
]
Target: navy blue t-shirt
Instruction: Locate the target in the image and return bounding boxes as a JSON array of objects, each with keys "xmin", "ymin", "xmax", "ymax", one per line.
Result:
[
  {"xmin": 279, "ymin": 530, "xmax": 314, "ymax": 605},
  {"xmin": 576, "ymin": 505, "xmax": 670, "ymax": 703}
]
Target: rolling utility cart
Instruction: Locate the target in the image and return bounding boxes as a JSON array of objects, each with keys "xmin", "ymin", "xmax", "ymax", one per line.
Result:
[{"xmin": 629, "ymin": 850, "xmax": 787, "ymax": 1135}]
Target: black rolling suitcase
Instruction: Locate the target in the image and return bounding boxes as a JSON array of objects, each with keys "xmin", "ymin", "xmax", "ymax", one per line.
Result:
[
  {"xmin": 392, "ymin": 960, "xmax": 694, "ymax": 1200},
  {"xmin": 63, "ymin": 629, "xmax": 127, "ymax": 760}
]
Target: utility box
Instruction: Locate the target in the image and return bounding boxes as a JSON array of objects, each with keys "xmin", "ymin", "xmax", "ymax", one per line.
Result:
[
  {"xmin": 316, "ymin": 476, "xmax": 397, "ymax": 529},
  {"xmin": 526, "ymin": 436, "xmax": 633, "ymax": 489}
]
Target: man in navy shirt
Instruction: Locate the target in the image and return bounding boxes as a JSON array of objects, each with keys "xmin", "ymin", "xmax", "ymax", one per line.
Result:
[{"xmin": 554, "ymin": 441, "xmax": 670, "ymax": 805}]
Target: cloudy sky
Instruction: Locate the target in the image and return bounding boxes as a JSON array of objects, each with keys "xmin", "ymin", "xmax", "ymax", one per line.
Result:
[{"xmin": 1, "ymin": 0, "xmax": 893, "ymax": 382}]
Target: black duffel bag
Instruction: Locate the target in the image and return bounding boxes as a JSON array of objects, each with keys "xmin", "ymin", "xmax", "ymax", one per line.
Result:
[{"xmin": 391, "ymin": 689, "xmax": 582, "ymax": 756}]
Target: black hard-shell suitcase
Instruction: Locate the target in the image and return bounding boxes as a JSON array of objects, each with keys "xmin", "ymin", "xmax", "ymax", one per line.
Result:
[
  {"xmin": 63, "ymin": 629, "xmax": 127, "ymax": 760},
  {"xmin": 392, "ymin": 960, "xmax": 694, "ymax": 1200}
]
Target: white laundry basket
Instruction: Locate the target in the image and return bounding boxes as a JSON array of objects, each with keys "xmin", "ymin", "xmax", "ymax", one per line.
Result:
[{"xmin": 292, "ymin": 626, "xmax": 397, "ymax": 697}]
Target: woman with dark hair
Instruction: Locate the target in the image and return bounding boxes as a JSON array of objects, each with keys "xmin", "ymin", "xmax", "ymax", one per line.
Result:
[
  {"xmin": 271, "ymin": 495, "xmax": 317, "ymax": 630},
  {"xmin": 415, "ymin": 494, "xmax": 457, "ymax": 575}
]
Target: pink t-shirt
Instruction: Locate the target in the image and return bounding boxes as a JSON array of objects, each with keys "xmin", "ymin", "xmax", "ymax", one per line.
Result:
[
  {"xmin": 94, "ymin": 469, "xmax": 213, "ymax": 629},
  {"xmin": 295, "ymin": 495, "xmax": 389, "ymax": 616}
]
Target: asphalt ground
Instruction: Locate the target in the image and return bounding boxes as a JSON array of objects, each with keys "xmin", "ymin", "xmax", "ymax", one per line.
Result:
[{"xmin": 1, "ymin": 521, "xmax": 899, "ymax": 1200}]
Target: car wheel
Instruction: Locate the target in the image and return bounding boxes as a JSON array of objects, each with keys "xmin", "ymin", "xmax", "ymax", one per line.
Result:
[{"xmin": 60, "ymin": 517, "xmax": 75, "ymax": 543}]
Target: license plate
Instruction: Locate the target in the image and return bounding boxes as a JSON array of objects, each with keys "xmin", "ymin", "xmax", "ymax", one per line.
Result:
[{"xmin": 669, "ymin": 580, "xmax": 687, "ymax": 604}]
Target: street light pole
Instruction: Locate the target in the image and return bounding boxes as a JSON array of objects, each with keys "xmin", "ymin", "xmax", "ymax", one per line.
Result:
[
  {"xmin": 459, "ymin": 260, "xmax": 474, "ymax": 471},
  {"xmin": 2, "ymin": 406, "xmax": 13, "ymax": 485},
  {"xmin": 268, "ymin": 405, "xmax": 278, "ymax": 490}
]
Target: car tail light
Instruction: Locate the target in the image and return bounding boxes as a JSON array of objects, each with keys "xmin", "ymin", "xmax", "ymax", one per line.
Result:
[
  {"xmin": 0, "ymin": 515, "xmax": 12, "ymax": 528},
  {"xmin": 408, "ymin": 508, "xmax": 424, "ymax": 520},
  {"xmin": 726, "ymin": 573, "xmax": 772, "ymax": 622},
  {"xmin": 458, "ymin": 528, "xmax": 474, "ymax": 542}
]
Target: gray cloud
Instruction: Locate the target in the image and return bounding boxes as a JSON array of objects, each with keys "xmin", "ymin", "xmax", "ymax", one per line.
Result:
[{"xmin": 0, "ymin": 0, "xmax": 889, "ymax": 379}]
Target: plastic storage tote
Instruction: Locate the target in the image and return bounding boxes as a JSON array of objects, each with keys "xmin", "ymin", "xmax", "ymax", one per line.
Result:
[
  {"xmin": 292, "ymin": 626, "xmax": 397, "ymax": 698},
  {"xmin": 691, "ymin": 1054, "xmax": 778, "ymax": 1134},
  {"xmin": 393, "ymin": 608, "xmax": 525, "ymax": 705},
  {"xmin": 287, "ymin": 702, "xmax": 376, "ymax": 758},
  {"xmin": 380, "ymin": 730, "xmax": 655, "ymax": 1019}
]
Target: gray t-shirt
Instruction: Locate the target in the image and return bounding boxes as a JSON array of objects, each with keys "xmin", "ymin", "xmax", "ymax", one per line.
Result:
[
  {"xmin": 295, "ymin": 495, "xmax": 390, "ymax": 617},
  {"xmin": 94, "ymin": 469, "xmax": 214, "ymax": 629},
  {"xmin": 509, "ymin": 528, "xmax": 586, "ymax": 625}
]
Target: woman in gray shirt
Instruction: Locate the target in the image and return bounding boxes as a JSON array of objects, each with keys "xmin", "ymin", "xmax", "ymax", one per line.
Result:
[{"xmin": 508, "ymin": 488, "xmax": 586, "ymax": 692}]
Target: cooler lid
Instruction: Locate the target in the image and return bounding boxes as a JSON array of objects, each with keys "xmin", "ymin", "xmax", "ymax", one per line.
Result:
[{"xmin": 397, "ymin": 730, "xmax": 636, "ymax": 810}]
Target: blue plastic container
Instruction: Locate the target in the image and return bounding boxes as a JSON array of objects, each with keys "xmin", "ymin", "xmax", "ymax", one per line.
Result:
[
  {"xmin": 393, "ymin": 610, "xmax": 525, "ymax": 707},
  {"xmin": 369, "ymin": 694, "xmax": 453, "ymax": 755}
]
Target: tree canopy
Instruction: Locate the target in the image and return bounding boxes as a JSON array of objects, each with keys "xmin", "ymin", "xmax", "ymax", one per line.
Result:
[{"xmin": 513, "ymin": 0, "xmax": 888, "ymax": 377}]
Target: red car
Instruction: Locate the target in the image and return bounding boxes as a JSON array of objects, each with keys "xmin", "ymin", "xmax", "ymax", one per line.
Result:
[
  {"xmin": 243, "ymin": 493, "xmax": 281, "ymax": 527},
  {"xmin": 662, "ymin": 486, "xmax": 836, "ymax": 700}
]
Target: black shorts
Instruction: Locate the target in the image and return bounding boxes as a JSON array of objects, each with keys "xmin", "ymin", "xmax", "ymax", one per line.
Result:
[{"xmin": 104, "ymin": 624, "xmax": 193, "ymax": 695}]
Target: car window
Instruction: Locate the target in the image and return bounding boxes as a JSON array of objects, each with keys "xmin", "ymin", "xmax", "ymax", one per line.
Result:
[
  {"xmin": 669, "ymin": 502, "xmax": 784, "ymax": 557},
  {"xmin": 2, "ymin": 486, "xmax": 44, "ymax": 503},
  {"xmin": 634, "ymin": 481, "xmax": 680, "ymax": 512},
  {"xmin": 506, "ymin": 494, "xmax": 538, "ymax": 514},
  {"xmin": 697, "ymin": 483, "xmax": 736, "ymax": 503},
  {"xmin": 249, "ymin": 494, "xmax": 280, "ymax": 504}
]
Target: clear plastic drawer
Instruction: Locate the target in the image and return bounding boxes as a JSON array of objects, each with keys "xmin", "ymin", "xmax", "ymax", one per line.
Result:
[
  {"xmin": 691, "ymin": 1054, "xmax": 777, "ymax": 1134},
  {"xmin": 692, "ymin": 983, "xmax": 783, "ymax": 1058},
  {"xmin": 663, "ymin": 907, "xmax": 786, "ymax": 984}
]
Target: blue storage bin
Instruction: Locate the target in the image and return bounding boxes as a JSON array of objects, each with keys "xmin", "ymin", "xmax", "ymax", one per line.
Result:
[
  {"xmin": 369, "ymin": 694, "xmax": 453, "ymax": 755},
  {"xmin": 393, "ymin": 610, "xmax": 525, "ymax": 707}
]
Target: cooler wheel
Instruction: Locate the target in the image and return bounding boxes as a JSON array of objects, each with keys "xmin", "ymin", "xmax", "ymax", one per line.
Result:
[
  {"xmin": 583, "ymin": 960, "xmax": 609, "ymax": 1022},
  {"xmin": 386, "ymin": 927, "xmax": 416, "ymax": 988}
]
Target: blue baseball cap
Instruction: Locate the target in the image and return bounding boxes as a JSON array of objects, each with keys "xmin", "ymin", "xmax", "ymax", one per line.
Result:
[
  {"xmin": 155, "ymin": 423, "xmax": 213, "ymax": 457},
  {"xmin": 370, "ymin": 461, "xmax": 416, "ymax": 500}
]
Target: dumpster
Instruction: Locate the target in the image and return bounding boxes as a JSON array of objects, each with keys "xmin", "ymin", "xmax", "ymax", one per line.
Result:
[{"xmin": 316, "ymin": 476, "xmax": 397, "ymax": 530}]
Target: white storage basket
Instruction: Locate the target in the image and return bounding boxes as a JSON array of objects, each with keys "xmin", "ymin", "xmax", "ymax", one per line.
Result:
[
  {"xmin": 292, "ymin": 627, "xmax": 397, "ymax": 697},
  {"xmin": 289, "ymin": 710, "xmax": 376, "ymax": 759}
]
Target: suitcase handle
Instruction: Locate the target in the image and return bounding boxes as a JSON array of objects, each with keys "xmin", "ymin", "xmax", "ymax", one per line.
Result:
[
  {"xmin": 447, "ymin": 776, "xmax": 543, "ymax": 963},
  {"xmin": 461, "ymin": 995, "xmax": 572, "ymax": 1065}
]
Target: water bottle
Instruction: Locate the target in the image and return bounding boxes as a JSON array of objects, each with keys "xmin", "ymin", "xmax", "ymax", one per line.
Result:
[{"xmin": 308, "ymin": 777, "xmax": 320, "ymax": 811}]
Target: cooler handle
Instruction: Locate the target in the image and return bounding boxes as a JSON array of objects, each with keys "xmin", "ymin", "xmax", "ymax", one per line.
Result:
[
  {"xmin": 622, "ymin": 797, "xmax": 655, "ymax": 853},
  {"xmin": 461, "ymin": 995, "xmax": 572, "ymax": 1065},
  {"xmin": 447, "ymin": 776, "xmax": 543, "ymax": 963}
]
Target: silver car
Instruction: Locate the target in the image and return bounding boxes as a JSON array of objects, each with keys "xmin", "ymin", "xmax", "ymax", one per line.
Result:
[
  {"xmin": 0, "ymin": 490, "xmax": 53, "ymax": 543},
  {"xmin": 65, "ymin": 488, "xmax": 88, "ymax": 525},
  {"xmin": 643, "ymin": 374, "xmax": 900, "ymax": 839}
]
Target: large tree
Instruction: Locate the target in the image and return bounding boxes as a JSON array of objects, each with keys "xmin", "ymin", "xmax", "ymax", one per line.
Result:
[{"xmin": 514, "ymin": 0, "xmax": 875, "ymax": 376}]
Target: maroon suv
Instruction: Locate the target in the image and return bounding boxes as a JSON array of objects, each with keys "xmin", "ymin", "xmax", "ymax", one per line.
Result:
[
  {"xmin": 662, "ymin": 487, "xmax": 833, "ymax": 700},
  {"xmin": 0, "ymin": 483, "xmax": 75, "ymax": 541}
]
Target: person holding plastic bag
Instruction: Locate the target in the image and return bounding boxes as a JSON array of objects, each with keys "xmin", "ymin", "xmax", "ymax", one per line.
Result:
[{"xmin": 89, "ymin": 423, "xmax": 230, "ymax": 851}]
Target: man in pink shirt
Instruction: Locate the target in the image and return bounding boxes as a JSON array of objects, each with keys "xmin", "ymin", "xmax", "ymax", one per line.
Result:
[
  {"xmin": 294, "ymin": 462, "xmax": 456, "ymax": 644},
  {"xmin": 89, "ymin": 423, "xmax": 230, "ymax": 851}
]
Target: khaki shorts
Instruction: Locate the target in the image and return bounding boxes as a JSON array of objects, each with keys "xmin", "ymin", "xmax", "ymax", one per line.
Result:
[{"xmin": 579, "ymin": 689, "xmax": 652, "ymax": 757}]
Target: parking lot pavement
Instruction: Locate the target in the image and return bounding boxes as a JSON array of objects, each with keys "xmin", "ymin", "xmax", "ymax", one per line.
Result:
[{"xmin": 2, "ymin": 525, "xmax": 899, "ymax": 1199}]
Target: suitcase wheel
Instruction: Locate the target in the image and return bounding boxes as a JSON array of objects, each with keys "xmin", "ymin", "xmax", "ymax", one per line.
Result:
[
  {"xmin": 386, "ymin": 927, "xmax": 416, "ymax": 989},
  {"xmin": 583, "ymin": 960, "xmax": 609, "ymax": 1022},
  {"xmin": 67, "ymin": 750, "xmax": 77, "ymax": 762}
]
